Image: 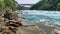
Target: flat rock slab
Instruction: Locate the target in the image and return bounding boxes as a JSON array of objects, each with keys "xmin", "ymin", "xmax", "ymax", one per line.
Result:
[
  {"xmin": 21, "ymin": 19, "xmax": 34, "ymax": 26},
  {"xmin": 16, "ymin": 19, "xmax": 40, "ymax": 34},
  {"xmin": 16, "ymin": 26, "xmax": 40, "ymax": 34}
]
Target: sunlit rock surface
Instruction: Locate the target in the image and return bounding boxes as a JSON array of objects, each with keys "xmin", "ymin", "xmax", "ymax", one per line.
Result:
[{"xmin": 0, "ymin": 9, "xmax": 22, "ymax": 34}]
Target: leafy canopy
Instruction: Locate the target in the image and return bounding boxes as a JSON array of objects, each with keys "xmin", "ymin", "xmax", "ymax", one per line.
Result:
[
  {"xmin": 0, "ymin": 0, "xmax": 18, "ymax": 10},
  {"xmin": 30, "ymin": 0, "xmax": 60, "ymax": 11}
]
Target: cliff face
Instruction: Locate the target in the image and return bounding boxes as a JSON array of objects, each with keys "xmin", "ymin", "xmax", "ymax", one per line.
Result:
[{"xmin": 0, "ymin": 9, "xmax": 22, "ymax": 34}]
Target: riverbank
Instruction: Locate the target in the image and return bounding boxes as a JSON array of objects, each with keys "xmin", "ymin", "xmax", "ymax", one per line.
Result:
[
  {"xmin": 17, "ymin": 15, "xmax": 56, "ymax": 34},
  {"xmin": 18, "ymin": 10, "xmax": 60, "ymax": 34},
  {"xmin": 17, "ymin": 20, "xmax": 55, "ymax": 34},
  {"xmin": 0, "ymin": 10, "xmax": 60, "ymax": 34},
  {"xmin": 0, "ymin": 9, "xmax": 22, "ymax": 34}
]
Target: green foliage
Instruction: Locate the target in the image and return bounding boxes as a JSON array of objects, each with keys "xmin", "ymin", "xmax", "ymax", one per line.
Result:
[
  {"xmin": 30, "ymin": 0, "xmax": 60, "ymax": 10},
  {"xmin": 57, "ymin": 3, "xmax": 60, "ymax": 10},
  {"xmin": 0, "ymin": 0, "xmax": 29, "ymax": 10},
  {"xmin": 0, "ymin": 0, "xmax": 6, "ymax": 10},
  {"xmin": 40, "ymin": 3, "xmax": 52, "ymax": 10},
  {"xmin": 0, "ymin": 0, "xmax": 19, "ymax": 10},
  {"xmin": 4, "ymin": 0, "xmax": 18, "ymax": 10}
]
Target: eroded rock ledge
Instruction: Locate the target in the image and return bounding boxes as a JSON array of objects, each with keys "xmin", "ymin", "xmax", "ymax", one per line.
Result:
[{"xmin": 0, "ymin": 9, "xmax": 22, "ymax": 34}]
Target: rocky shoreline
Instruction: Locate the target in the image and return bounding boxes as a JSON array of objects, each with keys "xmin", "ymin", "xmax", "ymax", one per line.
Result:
[
  {"xmin": 0, "ymin": 9, "xmax": 22, "ymax": 34},
  {"xmin": 0, "ymin": 10, "xmax": 60, "ymax": 34}
]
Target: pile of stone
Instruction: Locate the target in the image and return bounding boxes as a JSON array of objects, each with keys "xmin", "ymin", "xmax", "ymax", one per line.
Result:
[{"xmin": 0, "ymin": 9, "xmax": 22, "ymax": 34}]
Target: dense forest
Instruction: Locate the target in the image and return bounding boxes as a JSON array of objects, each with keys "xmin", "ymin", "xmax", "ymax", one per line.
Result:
[
  {"xmin": 1, "ymin": 0, "xmax": 60, "ymax": 10},
  {"xmin": 0, "ymin": 0, "xmax": 28, "ymax": 10},
  {"xmin": 30, "ymin": 0, "xmax": 60, "ymax": 11},
  {"xmin": 0, "ymin": 0, "xmax": 19, "ymax": 10}
]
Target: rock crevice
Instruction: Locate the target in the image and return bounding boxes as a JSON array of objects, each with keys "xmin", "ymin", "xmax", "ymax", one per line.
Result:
[{"xmin": 0, "ymin": 10, "xmax": 22, "ymax": 34}]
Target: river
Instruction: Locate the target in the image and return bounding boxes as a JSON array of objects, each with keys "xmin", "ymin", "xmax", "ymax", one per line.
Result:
[
  {"xmin": 16, "ymin": 10, "xmax": 60, "ymax": 34},
  {"xmin": 18, "ymin": 10, "xmax": 60, "ymax": 26}
]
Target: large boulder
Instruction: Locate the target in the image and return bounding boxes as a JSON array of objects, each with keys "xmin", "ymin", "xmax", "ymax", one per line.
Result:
[
  {"xmin": 0, "ymin": 9, "xmax": 22, "ymax": 34},
  {"xmin": 4, "ymin": 9, "xmax": 18, "ymax": 20}
]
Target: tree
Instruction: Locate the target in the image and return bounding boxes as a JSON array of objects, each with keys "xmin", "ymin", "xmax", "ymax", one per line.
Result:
[
  {"xmin": 57, "ymin": 3, "xmax": 60, "ymax": 11},
  {"xmin": 0, "ymin": 0, "xmax": 6, "ymax": 10},
  {"xmin": 4, "ymin": 0, "xmax": 18, "ymax": 10},
  {"xmin": 0, "ymin": 0, "xmax": 19, "ymax": 10},
  {"xmin": 39, "ymin": 3, "xmax": 52, "ymax": 10},
  {"xmin": 30, "ymin": 0, "xmax": 60, "ymax": 11}
]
